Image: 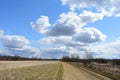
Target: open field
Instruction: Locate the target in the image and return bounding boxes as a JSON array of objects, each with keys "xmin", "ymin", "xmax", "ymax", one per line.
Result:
[
  {"xmin": 0, "ymin": 61, "xmax": 58, "ymax": 70},
  {"xmin": 0, "ymin": 61, "xmax": 62, "ymax": 80},
  {"xmin": 0, "ymin": 61, "xmax": 113, "ymax": 80}
]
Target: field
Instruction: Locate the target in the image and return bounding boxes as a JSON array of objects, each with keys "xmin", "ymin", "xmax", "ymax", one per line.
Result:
[{"xmin": 0, "ymin": 61, "xmax": 112, "ymax": 80}]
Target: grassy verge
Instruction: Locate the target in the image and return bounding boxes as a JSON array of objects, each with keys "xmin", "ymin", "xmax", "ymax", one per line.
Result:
[{"xmin": 69, "ymin": 62, "xmax": 120, "ymax": 80}]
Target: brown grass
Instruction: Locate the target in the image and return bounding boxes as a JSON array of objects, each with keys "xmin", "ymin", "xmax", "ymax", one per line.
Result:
[{"xmin": 0, "ymin": 61, "xmax": 62, "ymax": 80}]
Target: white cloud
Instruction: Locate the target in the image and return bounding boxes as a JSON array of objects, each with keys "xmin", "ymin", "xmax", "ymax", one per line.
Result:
[
  {"xmin": 0, "ymin": 28, "xmax": 107, "ymax": 59},
  {"xmin": 46, "ymin": 12, "xmax": 85, "ymax": 36},
  {"xmin": 61, "ymin": 0, "xmax": 120, "ymax": 16},
  {"xmin": 91, "ymin": 40, "xmax": 120, "ymax": 58},
  {"xmin": 6, "ymin": 46, "xmax": 40, "ymax": 57},
  {"xmin": 30, "ymin": 16, "xmax": 51, "ymax": 34},
  {"xmin": 31, "ymin": 11, "xmax": 105, "ymax": 37},
  {"xmin": 0, "ymin": 49, "xmax": 14, "ymax": 56},
  {"xmin": 30, "ymin": 10, "xmax": 107, "ymax": 58},
  {"xmin": 29, "ymin": 0, "xmax": 120, "ymax": 59},
  {"xmin": 33, "ymin": 46, "xmax": 82, "ymax": 59},
  {"xmin": 79, "ymin": 11, "xmax": 104, "ymax": 23},
  {"xmin": 0, "ymin": 35, "xmax": 30, "ymax": 48},
  {"xmin": 61, "ymin": 0, "xmax": 109, "ymax": 11},
  {"xmin": 0, "ymin": 31, "xmax": 39, "ymax": 57},
  {"xmin": 33, "ymin": 46, "xmax": 68, "ymax": 59},
  {"xmin": 39, "ymin": 36, "xmax": 85, "ymax": 47},
  {"xmin": 74, "ymin": 27, "xmax": 107, "ymax": 43},
  {"xmin": 109, "ymin": 0, "xmax": 120, "ymax": 16}
]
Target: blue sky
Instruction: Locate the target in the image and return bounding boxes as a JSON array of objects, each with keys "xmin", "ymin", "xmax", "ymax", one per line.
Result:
[
  {"xmin": 0, "ymin": 0, "xmax": 120, "ymax": 59},
  {"xmin": 0, "ymin": 0, "xmax": 64, "ymax": 39}
]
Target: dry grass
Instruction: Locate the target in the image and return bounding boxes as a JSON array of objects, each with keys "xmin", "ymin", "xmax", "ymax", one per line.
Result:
[
  {"xmin": 0, "ymin": 61, "xmax": 62, "ymax": 80},
  {"xmin": 0, "ymin": 61, "xmax": 57, "ymax": 70}
]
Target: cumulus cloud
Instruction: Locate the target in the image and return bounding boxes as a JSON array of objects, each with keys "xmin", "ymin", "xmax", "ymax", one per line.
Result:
[
  {"xmin": 79, "ymin": 11, "xmax": 104, "ymax": 23},
  {"xmin": 30, "ymin": 16, "xmax": 51, "ymax": 34},
  {"xmin": 33, "ymin": 46, "xmax": 82, "ymax": 59},
  {"xmin": 37, "ymin": 46, "xmax": 69, "ymax": 59},
  {"xmin": 0, "ymin": 30, "xmax": 39, "ymax": 57},
  {"xmin": 1, "ymin": 0, "xmax": 113, "ymax": 58},
  {"xmin": 30, "ymin": 0, "xmax": 120, "ymax": 58},
  {"xmin": 30, "ymin": 11, "xmax": 107, "ymax": 58},
  {"xmin": 0, "ymin": 35, "xmax": 30, "ymax": 48},
  {"xmin": 74, "ymin": 27, "xmax": 107, "ymax": 43},
  {"xmin": 0, "ymin": 49, "xmax": 14, "ymax": 56},
  {"xmin": 39, "ymin": 36, "xmax": 85, "ymax": 47},
  {"xmin": 46, "ymin": 12, "xmax": 85, "ymax": 36},
  {"xmin": 61, "ymin": 0, "xmax": 120, "ymax": 16},
  {"xmin": 91, "ymin": 40, "xmax": 120, "ymax": 59},
  {"xmin": 61, "ymin": 0, "xmax": 108, "ymax": 11},
  {"xmin": 6, "ymin": 46, "xmax": 40, "ymax": 57},
  {"xmin": 31, "ymin": 11, "xmax": 105, "ymax": 37}
]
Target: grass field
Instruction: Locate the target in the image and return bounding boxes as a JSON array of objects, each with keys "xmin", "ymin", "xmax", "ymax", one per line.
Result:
[
  {"xmin": 0, "ymin": 61, "xmax": 62, "ymax": 80},
  {"xmin": 0, "ymin": 61, "xmax": 113, "ymax": 80}
]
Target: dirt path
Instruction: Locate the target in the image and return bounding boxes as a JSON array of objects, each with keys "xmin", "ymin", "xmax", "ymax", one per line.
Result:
[{"xmin": 62, "ymin": 62, "xmax": 112, "ymax": 80}]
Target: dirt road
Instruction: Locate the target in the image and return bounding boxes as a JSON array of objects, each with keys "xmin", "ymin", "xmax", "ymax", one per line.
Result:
[{"xmin": 62, "ymin": 62, "xmax": 112, "ymax": 80}]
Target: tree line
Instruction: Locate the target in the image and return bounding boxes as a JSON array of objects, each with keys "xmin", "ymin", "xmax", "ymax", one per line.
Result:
[
  {"xmin": 0, "ymin": 55, "xmax": 120, "ymax": 65},
  {"xmin": 61, "ymin": 56, "xmax": 120, "ymax": 65},
  {"xmin": 0, "ymin": 55, "xmax": 60, "ymax": 61}
]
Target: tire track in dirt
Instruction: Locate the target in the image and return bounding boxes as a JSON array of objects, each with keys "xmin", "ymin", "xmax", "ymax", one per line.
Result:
[{"xmin": 62, "ymin": 62, "xmax": 112, "ymax": 80}]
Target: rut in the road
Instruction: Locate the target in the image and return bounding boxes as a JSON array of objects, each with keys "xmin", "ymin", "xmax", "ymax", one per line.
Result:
[{"xmin": 62, "ymin": 62, "xmax": 112, "ymax": 80}]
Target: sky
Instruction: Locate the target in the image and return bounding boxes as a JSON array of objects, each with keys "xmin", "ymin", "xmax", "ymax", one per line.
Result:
[{"xmin": 0, "ymin": 0, "xmax": 120, "ymax": 59}]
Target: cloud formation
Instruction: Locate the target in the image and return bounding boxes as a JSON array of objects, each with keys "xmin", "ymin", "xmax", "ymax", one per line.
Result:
[
  {"xmin": 32, "ymin": 11, "xmax": 105, "ymax": 37},
  {"xmin": 39, "ymin": 36, "xmax": 85, "ymax": 47},
  {"xmin": 1, "ymin": 0, "xmax": 120, "ymax": 59},
  {"xmin": 0, "ymin": 32, "xmax": 39, "ymax": 57},
  {"xmin": 80, "ymin": 11, "xmax": 104, "ymax": 23},
  {"xmin": 30, "ymin": 1, "xmax": 108, "ymax": 58},
  {"xmin": 74, "ymin": 27, "xmax": 107, "ymax": 43},
  {"xmin": 61, "ymin": 0, "xmax": 120, "ymax": 16},
  {"xmin": 91, "ymin": 40, "xmax": 120, "ymax": 59},
  {"xmin": 46, "ymin": 12, "xmax": 84, "ymax": 36},
  {"xmin": 31, "ymin": 16, "xmax": 51, "ymax": 34},
  {"xmin": 0, "ymin": 35, "xmax": 30, "ymax": 48},
  {"xmin": 34, "ymin": 46, "xmax": 69, "ymax": 59},
  {"xmin": 33, "ymin": 46, "xmax": 82, "ymax": 59},
  {"xmin": 61, "ymin": 0, "xmax": 108, "ymax": 10}
]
